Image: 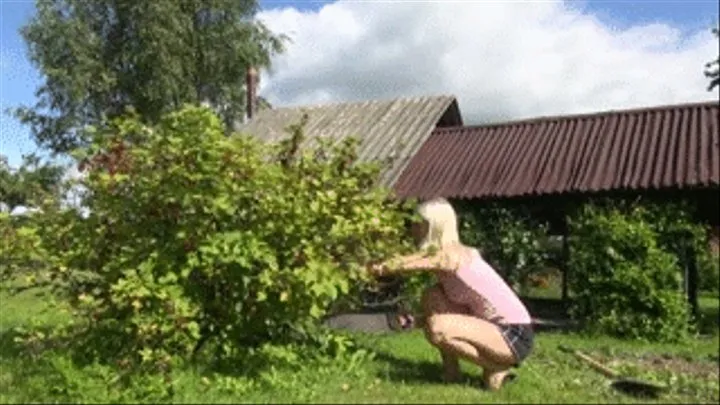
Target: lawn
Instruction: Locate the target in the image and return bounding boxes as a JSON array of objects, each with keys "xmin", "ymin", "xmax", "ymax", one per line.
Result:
[{"xmin": 1, "ymin": 284, "xmax": 718, "ymax": 404}]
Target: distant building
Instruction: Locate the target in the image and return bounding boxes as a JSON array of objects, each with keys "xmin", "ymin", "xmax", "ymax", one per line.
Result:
[{"xmin": 235, "ymin": 94, "xmax": 463, "ymax": 187}]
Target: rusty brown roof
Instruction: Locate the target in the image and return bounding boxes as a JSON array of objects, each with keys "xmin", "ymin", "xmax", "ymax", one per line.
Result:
[
  {"xmin": 394, "ymin": 101, "xmax": 720, "ymax": 200},
  {"xmin": 234, "ymin": 95, "xmax": 462, "ymax": 187}
]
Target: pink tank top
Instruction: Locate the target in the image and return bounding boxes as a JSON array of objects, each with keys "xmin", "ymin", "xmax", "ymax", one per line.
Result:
[{"xmin": 437, "ymin": 249, "xmax": 532, "ymax": 325}]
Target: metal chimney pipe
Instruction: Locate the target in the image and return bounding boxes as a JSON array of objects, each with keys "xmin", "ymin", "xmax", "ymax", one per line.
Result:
[{"xmin": 246, "ymin": 66, "xmax": 258, "ymax": 121}]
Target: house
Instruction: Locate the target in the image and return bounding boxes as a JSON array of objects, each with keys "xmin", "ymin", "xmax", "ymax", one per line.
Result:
[
  {"xmin": 240, "ymin": 92, "xmax": 717, "ymax": 225},
  {"xmin": 235, "ymin": 94, "xmax": 463, "ymax": 187},
  {"xmin": 239, "ymin": 67, "xmax": 717, "ymax": 205}
]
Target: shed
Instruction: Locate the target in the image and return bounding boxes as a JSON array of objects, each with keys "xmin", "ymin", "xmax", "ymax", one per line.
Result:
[
  {"xmin": 394, "ymin": 100, "xmax": 719, "ymax": 315},
  {"xmin": 395, "ymin": 100, "xmax": 719, "ymax": 200},
  {"xmin": 234, "ymin": 95, "xmax": 463, "ymax": 187}
]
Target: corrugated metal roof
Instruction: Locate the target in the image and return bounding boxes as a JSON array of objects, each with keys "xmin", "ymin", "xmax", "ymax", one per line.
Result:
[
  {"xmin": 234, "ymin": 95, "xmax": 462, "ymax": 187},
  {"xmin": 394, "ymin": 101, "xmax": 720, "ymax": 200}
]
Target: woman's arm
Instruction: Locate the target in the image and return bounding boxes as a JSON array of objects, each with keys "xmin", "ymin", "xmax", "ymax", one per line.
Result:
[{"xmin": 372, "ymin": 247, "xmax": 464, "ymax": 276}]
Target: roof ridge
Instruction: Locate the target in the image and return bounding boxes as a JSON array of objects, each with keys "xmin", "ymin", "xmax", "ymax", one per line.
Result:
[
  {"xmin": 264, "ymin": 94, "xmax": 456, "ymax": 112},
  {"xmin": 434, "ymin": 99, "xmax": 719, "ymax": 132}
]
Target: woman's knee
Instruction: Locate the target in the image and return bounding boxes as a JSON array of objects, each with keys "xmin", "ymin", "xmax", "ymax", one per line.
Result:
[{"xmin": 424, "ymin": 314, "xmax": 453, "ymax": 347}]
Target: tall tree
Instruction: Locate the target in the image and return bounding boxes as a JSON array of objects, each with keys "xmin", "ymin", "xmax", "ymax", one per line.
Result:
[
  {"xmin": 13, "ymin": 0, "xmax": 286, "ymax": 154},
  {"xmin": 705, "ymin": 27, "xmax": 719, "ymax": 92}
]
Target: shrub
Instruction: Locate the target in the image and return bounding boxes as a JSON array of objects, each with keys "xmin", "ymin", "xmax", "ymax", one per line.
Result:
[
  {"xmin": 576, "ymin": 198, "xmax": 717, "ymax": 294},
  {"xmin": 401, "ymin": 271, "xmax": 436, "ymax": 313},
  {"xmin": 0, "ymin": 213, "xmax": 44, "ymax": 286},
  {"xmin": 27, "ymin": 106, "xmax": 413, "ymax": 391},
  {"xmin": 567, "ymin": 203, "xmax": 692, "ymax": 342},
  {"xmin": 697, "ymin": 251, "xmax": 719, "ymax": 293},
  {"xmin": 640, "ymin": 200, "xmax": 719, "ymax": 294},
  {"xmin": 1, "ymin": 155, "xmax": 68, "ymax": 290}
]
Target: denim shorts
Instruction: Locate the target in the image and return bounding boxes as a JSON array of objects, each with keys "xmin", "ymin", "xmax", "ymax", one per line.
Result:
[{"xmin": 496, "ymin": 323, "xmax": 534, "ymax": 366}]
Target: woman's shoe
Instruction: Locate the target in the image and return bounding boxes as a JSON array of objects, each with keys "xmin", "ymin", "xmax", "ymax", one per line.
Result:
[{"xmin": 482, "ymin": 370, "xmax": 517, "ymax": 391}]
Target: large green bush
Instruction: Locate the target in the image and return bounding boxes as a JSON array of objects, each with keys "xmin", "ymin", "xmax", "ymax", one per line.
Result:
[
  {"xmin": 567, "ymin": 203, "xmax": 692, "ymax": 342},
  {"xmin": 24, "ymin": 106, "xmax": 413, "ymax": 390},
  {"xmin": 640, "ymin": 200, "xmax": 719, "ymax": 294},
  {"xmin": 577, "ymin": 198, "xmax": 718, "ymax": 294},
  {"xmin": 1, "ymin": 155, "xmax": 67, "ymax": 289},
  {"xmin": 0, "ymin": 213, "xmax": 47, "ymax": 287},
  {"xmin": 697, "ymin": 251, "xmax": 719, "ymax": 293}
]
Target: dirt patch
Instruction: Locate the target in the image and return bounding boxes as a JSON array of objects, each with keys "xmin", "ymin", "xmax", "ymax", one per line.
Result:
[
  {"xmin": 636, "ymin": 356, "xmax": 718, "ymax": 380},
  {"xmin": 594, "ymin": 352, "xmax": 719, "ymax": 380}
]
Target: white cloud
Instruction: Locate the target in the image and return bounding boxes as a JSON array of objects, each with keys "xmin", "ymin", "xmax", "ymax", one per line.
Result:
[{"xmin": 256, "ymin": 0, "xmax": 718, "ymax": 124}]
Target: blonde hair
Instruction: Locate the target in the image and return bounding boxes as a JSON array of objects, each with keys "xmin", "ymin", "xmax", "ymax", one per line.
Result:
[{"xmin": 417, "ymin": 198, "xmax": 461, "ymax": 250}]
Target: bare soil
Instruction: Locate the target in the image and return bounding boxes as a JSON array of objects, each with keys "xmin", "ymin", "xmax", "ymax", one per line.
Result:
[{"xmin": 595, "ymin": 352, "xmax": 719, "ymax": 380}]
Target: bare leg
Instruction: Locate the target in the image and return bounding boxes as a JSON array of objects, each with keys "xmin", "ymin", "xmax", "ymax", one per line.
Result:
[
  {"xmin": 425, "ymin": 313, "xmax": 517, "ymax": 391},
  {"xmin": 420, "ymin": 285, "xmax": 467, "ymax": 383}
]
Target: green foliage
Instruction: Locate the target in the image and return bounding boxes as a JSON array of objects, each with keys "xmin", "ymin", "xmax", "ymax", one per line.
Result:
[
  {"xmin": 567, "ymin": 203, "xmax": 692, "ymax": 342},
  {"xmin": 399, "ymin": 272, "xmax": 436, "ymax": 313},
  {"xmin": 455, "ymin": 201, "xmax": 549, "ymax": 291},
  {"xmin": 640, "ymin": 200, "xmax": 719, "ymax": 293},
  {"xmin": 697, "ymin": 251, "xmax": 719, "ymax": 293},
  {"xmin": 21, "ymin": 106, "xmax": 411, "ymax": 395},
  {"xmin": 638, "ymin": 200, "xmax": 706, "ymax": 259},
  {"xmin": 585, "ymin": 198, "xmax": 718, "ymax": 294},
  {"xmin": 0, "ymin": 213, "xmax": 49, "ymax": 287},
  {"xmin": 13, "ymin": 0, "xmax": 286, "ymax": 154},
  {"xmin": 705, "ymin": 27, "xmax": 719, "ymax": 91},
  {"xmin": 0, "ymin": 154, "xmax": 65, "ymax": 211}
]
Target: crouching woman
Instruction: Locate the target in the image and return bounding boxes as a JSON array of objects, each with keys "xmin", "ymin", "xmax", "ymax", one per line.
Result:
[{"xmin": 371, "ymin": 198, "xmax": 534, "ymax": 391}]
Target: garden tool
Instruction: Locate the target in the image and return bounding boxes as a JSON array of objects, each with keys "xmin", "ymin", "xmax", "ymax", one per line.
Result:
[{"xmin": 558, "ymin": 345, "xmax": 667, "ymax": 399}]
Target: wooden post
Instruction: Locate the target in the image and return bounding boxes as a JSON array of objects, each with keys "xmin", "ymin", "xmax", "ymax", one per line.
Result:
[
  {"xmin": 561, "ymin": 218, "xmax": 570, "ymax": 302},
  {"xmin": 685, "ymin": 245, "xmax": 700, "ymax": 320}
]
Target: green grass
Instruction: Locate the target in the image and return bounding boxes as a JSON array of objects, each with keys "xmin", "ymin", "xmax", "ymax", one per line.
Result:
[
  {"xmin": 1, "ymin": 285, "xmax": 718, "ymax": 404},
  {"xmin": 698, "ymin": 293, "xmax": 719, "ymax": 335}
]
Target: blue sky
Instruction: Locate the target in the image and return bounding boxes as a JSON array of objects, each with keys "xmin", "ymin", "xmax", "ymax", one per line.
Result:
[{"xmin": 1, "ymin": 0, "xmax": 718, "ymax": 168}]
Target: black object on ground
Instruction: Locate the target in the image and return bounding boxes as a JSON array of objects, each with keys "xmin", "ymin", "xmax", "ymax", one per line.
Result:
[
  {"xmin": 558, "ymin": 345, "xmax": 667, "ymax": 399},
  {"xmin": 323, "ymin": 312, "xmax": 414, "ymax": 333},
  {"xmin": 531, "ymin": 318, "xmax": 578, "ymax": 332}
]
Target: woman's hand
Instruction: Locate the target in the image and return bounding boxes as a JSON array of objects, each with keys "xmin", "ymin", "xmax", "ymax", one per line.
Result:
[{"xmin": 368, "ymin": 262, "xmax": 388, "ymax": 277}]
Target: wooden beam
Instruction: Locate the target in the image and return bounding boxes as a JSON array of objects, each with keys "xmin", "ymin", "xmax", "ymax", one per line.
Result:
[
  {"xmin": 685, "ymin": 245, "xmax": 700, "ymax": 320},
  {"xmin": 561, "ymin": 217, "xmax": 570, "ymax": 302}
]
